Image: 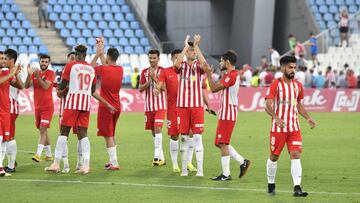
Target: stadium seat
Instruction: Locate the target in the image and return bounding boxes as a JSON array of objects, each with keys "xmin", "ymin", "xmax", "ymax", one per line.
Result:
[
  {"xmin": 77, "ymin": 37, "xmax": 87, "ymax": 45},
  {"xmin": 135, "ymin": 29, "xmax": 145, "ymax": 38},
  {"xmin": 316, "ymin": 0, "xmax": 325, "ymax": 5},
  {"xmin": 117, "ymin": 0, "xmax": 126, "ymax": 5},
  {"xmin": 109, "ymin": 21, "xmax": 118, "ymax": 29},
  {"xmin": 6, "ymin": 29, "xmax": 16, "ymax": 37},
  {"xmin": 325, "ymin": 0, "xmax": 335, "ymax": 4},
  {"xmin": 119, "ymin": 37, "xmax": 129, "ymax": 46},
  {"xmin": 125, "ymin": 29, "xmax": 135, "ymax": 37},
  {"xmin": 6, "ymin": 12, "xmax": 15, "ymax": 20},
  {"xmin": 124, "ymin": 46, "xmax": 134, "ymax": 54},
  {"xmin": 104, "ymin": 13, "xmax": 113, "ymax": 21},
  {"xmin": 18, "ymin": 45, "xmax": 28, "ymax": 53},
  {"xmin": 83, "ymin": 5, "xmax": 92, "ymax": 13},
  {"xmin": 93, "ymin": 29, "xmax": 102, "ymax": 37},
  {"xmin": 53, "ymin": 5, "xmax": 62, "ymax": 13},
  {"xmin": 0, "ymin": 29, "xmax": 5, "ymax": 37},
  {"xmin": 335, "ymin": 0, "xmax": 345, "ymax": 5},
  {"xmin": 107, "ymin": 0, "xmax": 116, "ymax": 4},
  {"xmin": 39, "ymin": 46, "xmax": 48, "ymax": 54},
  {"xmin": 77, "ymin": 21, "xmax": 87, "ymax": 29},
  {"xmin": 348, "ymin": 5, "xmax": 358, "ymax": 13},
  {"xmin": 115, "ymin": 46, "xmax": 124, "ymax": 53},
  {"xmin": 103, "ymin": 29, "xmax": 113, "ymax": 37},
  {"xmin": 99, "ymin": 21, "xmax": 108, "ymax": 29},
  {"xmin": 33, "ymin": 37, "xmax": 42, "ymax": 45},
  {"xmin": 66, "ymin": 37, "xmax": 76, "ymax": 46},
  {"xmin": 1, "ymin": 20, "xmax": 10, "ymax": 28},
  {"xmin": 102, "ymin": 5, "xmax": 111, "ymax": 12},
  {"xmin": 108, "ymin": 37, "xmax": 118, "ymax": 45},
  {"xmin": 73, "ymin": 5, "xmax": 82, "ymax": 12},
  {"xmin": 319, "ymin": 5, "xmax": 329, "ymax": 13},
  {"xmin": 130, "ymin": 22, "xmax": 140, "ymax": 29},
  {"xmin": 121, "ymin": 5, "xmax": 130, "ymax": 13},
  {"xmin": 82, "ymin": 13, "xmax": 92, "ymax": 21},
  {"xmin": 315, "ymin": 13, "xmax": 323, "ymax": 21},
  {"xmin": 87, "ymin": 38, "xmax": 96, "ymax": 46},
  {"xmin": 55, "ymin": 21, "xmax": 64, "ymax": 29},
  {"xmin": 114, "ymin": 13, "xmax": 124, "ymax": 21},
  {"xmin": 129, "ymin": 38, "xmax": 139, "ymax": 46},
  {"xmin": 11, "ymin": 20, "xmax": 21, "ymax": 29},
  {"xmin": 71, "ymin": 29, "xmax": 81, "ymax": 37},
  {"xmin": 92, "ymin": 5, "xmax": 101, "ymax": 13},
  {"xmin": 63, "ymin": 5, "xmax": 72, "ymax": 12},
  {"xmin": 16, "ymin": 12, "xmax": 25, "ymax": 20},
  {"xmin": 68, "ymin": 0, "xmax": 77, "ymax": 5},
  {"xmin": 311, "ymin": 5, "xmax": 319, "ymax": 13},
  {"xmin": 60, "ymin": 13, "xmax": 70, "ymax": 21},
  {"xmin": 93, "ymin": 13, "xmax": 103, "ymax": 21},
  {"xmin": 12, "ymin": 37, "xmax": 22, "ymax": 45},
  {"xmin": 22, "ymin": 21, "xmax": 32, "ymax": 29},
  {"xmin": 66, "ymin": 21, "xmax": 76, "ymax": 29},
  {"xmin": 126, "ymin": 13, "xmax": 135, "ymax": 21},
  {"xmin": 82, "ymin": 29, "xmax": 92, "ymax": 37},
  {"xmin": 114, "ymin": 29, "xmax": 124, "ymax": 37},
  {"xmin": 87, "ymin": 21, "xmax": 97, "ymax": 29},
  {"xmin": 71, "ymin": 13, "xmax": 81, "ymax": 21},
  {"xmin": 112, "ymin": 5, "xmax": 121, "ymax": 13},
  {"xmin": 60, "ymin": 29, "xmax": 70, "ymax": 38},
  {"xmin": 28, "ymin": 45, "xmax": 38, "ymax": 53},
  {"xmin": 120, "ymin": 21, "xmax": 129, "ymax": 29},
  {"xmin": 140, "ymin": 38, "xmax": 150, "ymax": 46},
  {"xmin": 0, "ymin": 45, "xmax": 5, "ymax": 51},
  {"xmin": 134, "ymin": 46, "xmax": 144, "ymax": 54},
  {"xmin": 49, "ymin": 13, "xmax": 58, "ymax": 21},
  {"xmin": 324, "ymin": 13, "xmax": 334, "ymax": 21},
  {"xmin": 329, "ymin": 5, "xmax": 338, "ymax": 13},
  {"xmin": 345, "ymin": 0, "xmax": 355, "ymax": 4},
  {"xmin": 28, "ymin": 29, "xmax": 36, "ymax": 37}
]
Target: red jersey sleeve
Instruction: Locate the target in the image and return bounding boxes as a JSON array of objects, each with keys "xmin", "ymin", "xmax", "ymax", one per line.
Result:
[
  {"xmin": 139, "ymin": 69, "xmax": 147, "ymax": 85},
  {"xmin": 95, "ymin": 65, "xmax": 103, "ymax": 76},
  {"xmin": 265, "ymin": 80, "xmax": 278, "ymax": 100},
  {"xmin": 158, "ymin": 68, "xmax": 166, "ymax": 82},
  {"xmin": 297, "ymin": 82, "xmax": 304, "ymax": 101},
  {"xmin": 220, "ymin": 72, "xmax": 236, "ymax": 88},
  {"xmin": 61, "ymin": 63, "xmax": 72, "ymax": 81}
]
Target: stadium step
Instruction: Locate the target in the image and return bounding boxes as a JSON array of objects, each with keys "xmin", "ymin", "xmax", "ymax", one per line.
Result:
[{"xmin": 14, "ymin": 0, "xmax": 70, "ymax": 63}]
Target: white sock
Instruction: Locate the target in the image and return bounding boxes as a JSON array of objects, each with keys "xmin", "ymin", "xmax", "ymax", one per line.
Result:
[
  {"xmin": 36, "ymin": 144, "xmax": 44, "ymax": 157},
  {"xmin": 169, "ymin": 139, "xmax": 179, "ymax": 167},
  {"xmin": 193, "ymin": 134, "xmax": 204, "ymax": 173},
  {"xmin": 44, "ymin": 145, "xmax": 52, "ymax": 157},
  {"xmin": 62, "ymin": 141, "xmax": 69, "ymax": 168},
  {"xmin": 6, "ymin": 140, "xmax": 17, "ymax": 169},
  {"xmin": 0, "ymin": 137, "xmax": 3, "ymax": 167},
  {"xmin": 180, "ymin": 135, "xmax": 188, "ymax": 173},
  {"xmin": 267, "ymin": 158, "xmax": 277, "ymax": 184},
  {"xmin": 107, "ymin": 146, "xmax": 118, "ymax": 167},
  {"xmin": 159, "ymin": 146, "xmax": 165, "ymax": 161},
  {"xmin": 221, "ymin": 155, "xmax": 231, "ymax": 176},
  {"xmin": 291, "ymin": 159, "xmax": 302, "ymax": 186},
  {"xmin": 54, "ymin": 136, "xmax": 67, "ymax": 164},
  {"xmin": 229, "ymin": 145, "xmax": 245, "ymax": 165},
  {"xmin": 76, "ymin": 140, "xmax": 82, "ymax": 169},
  {"xmin": 186, "ymin": 137, "xmax": 194, "ymax": 165},
  {"xmin": 1, "ymin": 141, "xmax": 6, "ymax": 162},
  {"xmin": 154, "ymin": 133, "xmax": 162, "ymax": 159},
  {"xmin": 80, "ymin": 137, "xmax": 90, "ymax": 168}
]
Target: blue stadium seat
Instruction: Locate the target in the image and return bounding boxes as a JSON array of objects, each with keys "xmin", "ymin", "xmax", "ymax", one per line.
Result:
[
  {"xmin": 73, "ymin": 5, "xmax": 82, "ymax": 12},
  {"xmin": 114, "ymin": 13, "xmax": 124, "ymax": 21},
  {"xmin": 68, "ymin": 0, "xmax": 77, "ymax": 5},
  {"xmin": 335, "ymin": 0, "xmax": 345, "ymax": 5},
  {"xmin": 104, "ymin": 13, "xmax": 113, "ymax": 21},
  {"xmin": 82, "ymin": 13, "xmax": 92, "ymax": 21},
  {"xmin": 1, "ymin": 20, "xmax": 10, "ymax": 28},
  {"xmin": 325, "ymin": 0, "xmax": 335, "ymax": 4},
  {"xmin": 11, "ymin": 5, "xmax": 19, "ymax": 12},
  {"xmin": 77, "ymin": 21, "xmax": 87, "ymax": 29},
  {"xmin": 134, "ymin": 46, "xmax": 144, "ymax": 54},
  {"xmin": 6, "ymin": 29, "xmax": 16, "ymax": 37},
  {"xmin": 311, "ymin": 5, "xmax": 319, "ymax": 13},
  {"xmin": 88, "ymin": 21, "xmax": 97, "ymax": 29},
  {"xmin": 124, "ymin": 46, "xmax": 134, "ymax": 54},
  {"xmin": 82, "ymin": 29, "xmax": 92, "ymax": 37},
  {"xmin": 114, "ymin": 29, "xmax": 124, "ymax": 37},
  {"xmin": 49, "ymin": 0, "xmax": 56, "ymax": 4},
  {"xmin": 18, "ymin": 45, "xmax": 28, "ymax": 53},
  {"xmin": 0, "ymin": 13, "xmax": 4, "ymax": 20},
  {"xmin": 55, "ymin": 21, "xmax": 64, "ymax": 29},
  {"xmin": 28, "ymin": 29, "xmax": 36, "ymax": 37},
  {"xmin": 120, "ymin": 21, "xmax": 129, "ymax": 29},
  {"xmin": 0, "ymin": 45, "xmax": 6, "ymax": 51},
  {"xmin": 48, "ymin": 4, "xmax": 53, "ymax": 12},
  {"xmin": 2, "ymin": 4, "xmax": 10, "ymax": 11},
  {"xmin": 115, "ymin": 46, "xmax": 124, "ymax": 53},
  {"xmin": 5, "ymin": 13, "xmax": 15, "ymax": 20},
  {"xmin": 112, "ymin": 5, "xmax": 121, "ymax": 13},
  {"xmin": 77, "ymin": 37, "xmax": 87, "ymax": 45},
  {"xmin": 314, "ymin": 13, "xmax": 323, "ymax": 21},
  {"xmin": 49, "ymin": 13, "xmax": 58, "ymax": 21},
  {"xmin": 319, "ymin": 5, "xmax": 328, "ymax": 13},
  {"xmin": 318, "ymin": 21, "xmax": 326, "ymax": 30},
  {"xmin": 87, "ymin": 38, "xmax": 96, "ymax": 46},
  {"xmin": 78, "ymin": 0, "xmax": 87, "ymax": 4},
  {"xmin": 130, "ymin": 21, "xmax": 140, "ymax": 29},
  {"xmin": 39, "ymin": 46, "xmax": 48, "ymax": 54},
  {"xmin": 53, "ymin": 5, "xmax": 62, "ymax": 13},
  {"xmin": 16, "ymin": 12, "xmax": 25, "ymax": 20},
  {"xmin": 103, "ymin": 29, "xmax": 113, "ymax": 37},
  {"xmin": 60, "ymin": 29, "xmax": 70, "ymax": 37},
  {"xmin": 125, "ymin": 29, "xmax": 134, "ymax": 37},
  {"xmin": 8, "ymin": 45, "xmax": 17, "ymax": 51},
  {"xmin": 102, "ymin": 5, "xmax": 111, "ymax": 12},
  {"xmin": 66, "ymin": 38, "xmax": 76, "ymax": 46},
  {"xmin": 116, "ymin": 0, "xmax": 126, "ymax": 5},
  {"xmin": 63, "ymin": 5, "xmax": 72, "ymax": 12},
  {"xmin": 98, "ymin": 0, "xmax": 106, "ymax": 4},
  {"xmin": 29, "ymin": 46, "xmax": 38, "ymax": 53},
  {"xmin": 92, "ymin": 5, "xmax": 101, "ymax": 13},
  {"xmin": 107, "ymin": 0, "xmax": 116, "ymax": 4},
  {"xmin": 108, "ymin": 37, "xmax": 118, "ymax": 45},
  {"xmin": 11, "ymin": 20, "xmax": 21, "ymax": 28},
  {"xmin": 345, "ymin": 0, "xmax": 355, "ymax": 4},
  {"xmin": 22, "ymin": 37, "xmax": 32, "ymax": 45},
  {"xmin": 71, "ymin": 13, "xmax": 81, "ymax": 21},
  {"xmin": 17, "ymin": 28, "xmax": 27, "ymax": 37},
  {"xmin": 316, "ymin": 0, "xmax": 325, "ymax": 5},
  {"xmin": 327, "ymin": 21, "xmax": 337, "ymax": 27},
  {"xmin": 0, "ymin": 29, "xmax": 5, "ymax": 37},
  {"xmin": 60, "ymin": 13, "xmax": 70, "ymax": 21},
  {"xmin": 129, "ymin": 37, "xmax": 139, "ymax": 46},
  {"xmin": 93, "ymin": 13, "xmax": 103, "ymax": 21},
  {"xmin": 119, "ymin": 37, "xmax": 129, "ymax": 46},
  {"xmin": 348, "ymin": 5, "xmax": 358, "ymax": 13},
  {"xmin": 121, "ymin": 5, "xmax": 130, "ymax": 13},
  {"xmin": 88, "ymin": 0, "xmax": 96, "ymax": 4},
  {"xmin": 2, "ymin": 37, "xmax": 12, "ymax": 45},
  {"xmin": 71, "ymin": 29, "xmax": 81, "ymax": 37},
  {"xmin": 349, "ymin": 20, "xmax": 357, "ymax": 28},
  {"xmin": 324, "ymin": 13, "xmax": 334, "ymax": 21},
  {"xmin": 145, "ymin": 46, "xmax": 151, "ymax": 53},
  {"xmin": 58, "ymin": 0, "xmax": 67, "ymax": 5},
  {"xmin": 126, "ymin": 13, "xmax": 135, "ymax": 21},
  {"xmin": 330, "ymin": 28, "xmax": 339, "ymax": 37},
  {"xmin": 109, "ymin": 21, "xmax": 118, "ymax": 29},
  {"xmin": 22, "ymin": 21, "xmax": 31, "ymax": 29},
  {"xmin": 92, "ymin": 29, "xmax": 102, "ymax": 37},
  {"xmin": 12, "ymin": 37, "xmax": 22, "ymax": 45},
  {"xmin": 140, "ymin": 38, "xmax": 149, "ymax": 46},
  {"xmin": 83, "ymin": 5, "xmax": 92, "ymax": 13},
  {"xmin": 33, "ymin": 37, "xmax": 42, "ymax": 46},
  {"xmin": 66, "ymin": 21, "xmax": 76, "ymax": 29},
  {"xmin": 329, "ymin": 5, "xmax": 338, "ymax": 13},
  {"xmin": 99, "ymin": 21, "xmax": 108, "ymax": 29}
]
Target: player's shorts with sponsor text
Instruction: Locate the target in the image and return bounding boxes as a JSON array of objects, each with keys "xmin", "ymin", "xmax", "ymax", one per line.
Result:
[
  {"xmin": 177, "ymin": 107, "xmax": 204, "ymax": 134},
  {"xmin": 62, "ymin": 109, "xmax": 90, "ymax": 128},
  {"xmin": 35, "ymin": 107, "xmax": 54, "ymax": 129},
  {"xmin": 214, "ymin": 119, "xmax": 236, "ymax": 145},
  {"xmin": 269, "ymin": 131, "xmax": 302, "ymax": 156},
  {"xmin": 145, "ymin": 110, "xmax": 166, "ymax": 131}
]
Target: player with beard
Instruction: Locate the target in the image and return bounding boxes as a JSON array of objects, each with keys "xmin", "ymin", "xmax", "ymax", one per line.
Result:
[
  {"xmin": 265, "ymin": 55, "xmax": 316, "ymax": 197},
  {"xmin": 25, "ymin": 54, "xmax": 55, "ymax": 163}
]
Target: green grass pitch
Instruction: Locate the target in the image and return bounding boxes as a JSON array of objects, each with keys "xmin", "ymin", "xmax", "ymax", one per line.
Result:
[{"xmin": 1, "ymin": 112, "xmax": 360, "ymax": 203}]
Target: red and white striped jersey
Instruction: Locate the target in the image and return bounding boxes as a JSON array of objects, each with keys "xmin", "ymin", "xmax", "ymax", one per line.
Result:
[
  {"xmin": 9, "ymin": 86, "xmax": 19, "ymax": 114},
  {"xmin": 176, "ymin": 61, "xmax": 204, "ymax": 108},
  {"xmin": 265, "ymin": 79, "xmax": 304, "ymax": 133},
  {"xmin": 218, "ymin": 70, "xmax": 240, "ymax": 121},
  {"xmin": 61, "ymin": 61, "xmax": 96, "ymax": 111},
  {"xmin": 140, "ymin": 67, "xmax": 167, "ymax": 112}
]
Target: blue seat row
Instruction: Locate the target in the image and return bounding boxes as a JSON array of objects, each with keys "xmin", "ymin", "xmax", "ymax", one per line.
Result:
[
  {"xmin": 0, "ymin": 45, "xmax": 48, "ymax": 54},
  {"xmin": 60, "ymin": 28, "xmax": 145, "ymax": 38},
  {"xmin": 48, "ymin": 4, "xmax": 130, "ymax": 14},
  {"xmin": 54, "ymin": 20, "xmax": 139, "ymax": 30}
]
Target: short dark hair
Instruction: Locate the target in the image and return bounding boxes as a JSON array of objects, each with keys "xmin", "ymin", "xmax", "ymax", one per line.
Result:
[
  {"xmin": 67, "ymin": 51, "xmax": 75, "ymax": 58},
  {"xmin": 171, "ymin": 49, "xmax": 182, "ymax": 57},
  {"xmin": 221, "ymin": 50, "xmax": 237, "ymax": 65},
  {"xmin": 39, "ymin": 54, "xmax": 51, "ymax": 61},
  {"xmin": 107, "ymin": 48, "xmax": 119, "ymax": 62},
  {"xmin": 280, "ymin": 55, "xmax": 296, "ymax": 66},
  {"xmin": 187, "ymin": 42, "xmax": 194, "ymax": 47},
  {"xmin": 0, "ymin": 51, "xmax": 3, "ymax": 55},
  {"xmin": 74, "ymin": 44, "xmax": 87, "ymax": 59},
  {"xmin": 4, "ymin": 48, "xmax": 18, "ymax": 63},
  {"xmin": 327, "ymin": 66, "xmax": 332, "ymax": 71},
  {"xmin": 148, "ymin": 49, "xmax": 160, "ymax": 57}
]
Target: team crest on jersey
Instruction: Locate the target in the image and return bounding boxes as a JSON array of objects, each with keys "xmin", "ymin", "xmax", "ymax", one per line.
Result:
[
  {"xmin": 191, "ymin": 75, "xmax": 197, "ymax": 81},
  {"xmin": 225, "ymin": 77, "xmax": 230, "ymax": 83},
  {"xmin": 217, "ymin": 134, "xmax": 222, "ymax": 138}
]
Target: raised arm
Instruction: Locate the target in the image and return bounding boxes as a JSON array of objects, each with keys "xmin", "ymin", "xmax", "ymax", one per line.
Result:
[
  {"xmin": 193, "ymin": 34, "xmax": 206, "ymax": 66},
  {"xmin": 33, "ymin": 70, "xmax": 52, "ymax": 90},
  {"xmin": 24, "ymin": 65, "xmax": 33, "ymax": 88},
  {"xmin": 10, "ymin": 64, "xmax": 25, "ymax": 89},
  {"xmin": 203, "ymin": 63, "xmax": 224, "ymax": 93},
  {"xmin": 0, "ymin": 65, "xmax": 17, "ymax": 85},
  {"xmin": 90, "ymin": 38, "xmax": 106, "ymax": 67},
  {"xmin": 173, "ymin": 35, "xmax": 190, "ymax": 69}
]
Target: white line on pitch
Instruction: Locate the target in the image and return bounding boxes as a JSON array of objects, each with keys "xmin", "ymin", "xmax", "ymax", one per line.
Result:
[{"xmin": 1, "ymin": 178, "xmax": 359, "ymax": 196}]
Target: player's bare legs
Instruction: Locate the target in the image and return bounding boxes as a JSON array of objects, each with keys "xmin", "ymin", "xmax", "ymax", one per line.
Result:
[{"xmin": 104, "ymin": 136, "xmax": 119, "ymax": 170}]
